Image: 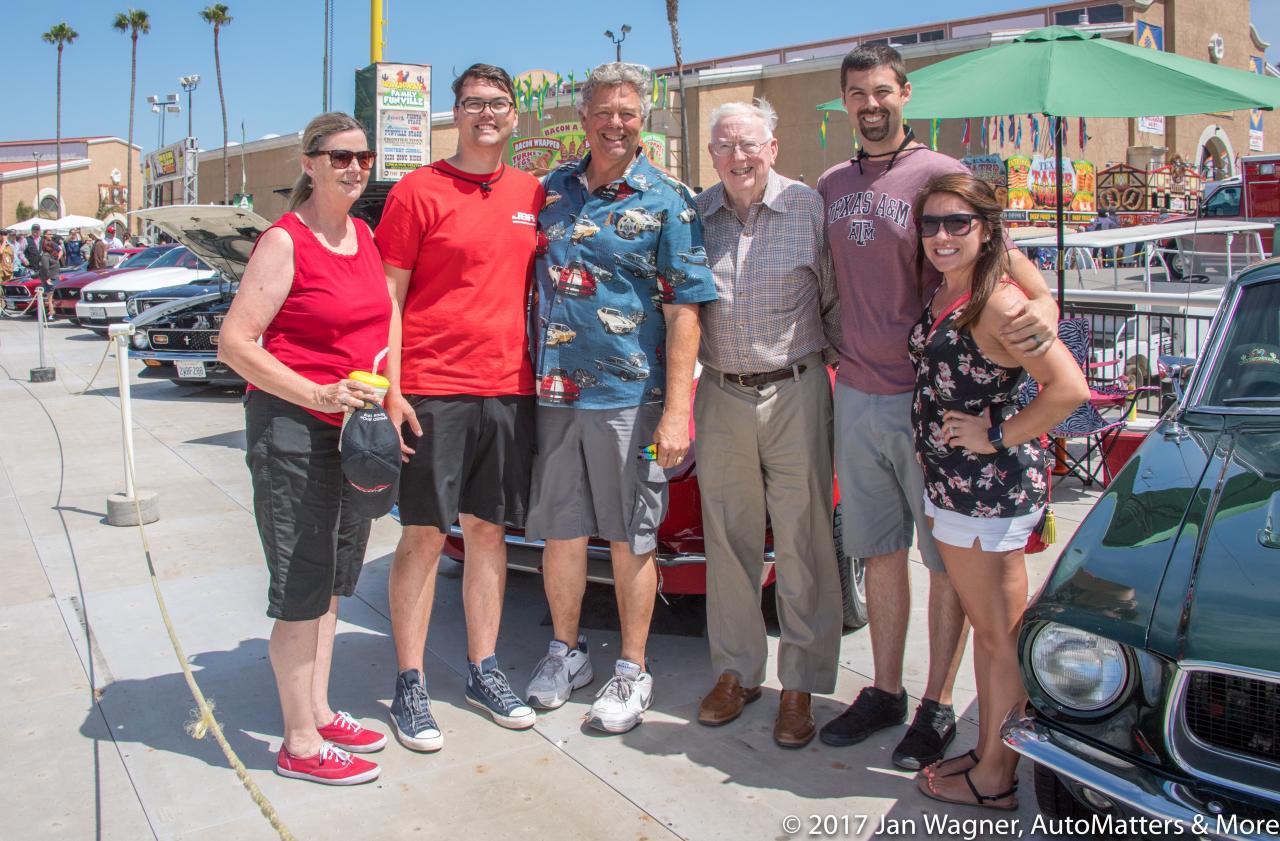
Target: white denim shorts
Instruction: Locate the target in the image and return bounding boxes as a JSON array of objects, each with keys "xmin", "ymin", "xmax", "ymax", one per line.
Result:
[{"xmin": 923, "ymin": 495, "xmax": 1044, "ymax": 553}]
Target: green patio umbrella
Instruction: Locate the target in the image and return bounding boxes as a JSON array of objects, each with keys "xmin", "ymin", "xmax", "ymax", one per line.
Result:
[{"xmin": 818, "ymin": 26, "xmax": 1280, "ymax": 307}]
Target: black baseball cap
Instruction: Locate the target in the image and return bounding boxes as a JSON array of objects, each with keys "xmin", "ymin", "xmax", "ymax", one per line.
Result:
[{"xmin": 339, "ymin": 404, "xmax": 401, "ymax": 518}]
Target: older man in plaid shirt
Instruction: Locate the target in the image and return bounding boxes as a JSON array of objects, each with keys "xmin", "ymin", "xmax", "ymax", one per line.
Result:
[{"xmin": 692, "ymin": 98, "xmax": 843, "ymax": 749}]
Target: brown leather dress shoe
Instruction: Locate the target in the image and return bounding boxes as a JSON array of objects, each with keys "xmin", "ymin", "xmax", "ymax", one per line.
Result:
[
  {"xmin": 697, "ymin": 672, "xmax": 762, "ymax": 726},
  {"xmin": 774, "ymin": 690, "xmax": 817, "ymax": 748}
]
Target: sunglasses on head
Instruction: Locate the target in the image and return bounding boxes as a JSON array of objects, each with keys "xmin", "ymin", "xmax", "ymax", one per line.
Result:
[
  {"xmin": 919, "ymin": 213, "xmax": 980, "ymax": 238},
  {"xmin": 307, "ymin": 149, "xmax": 376, "ymax": 170}
]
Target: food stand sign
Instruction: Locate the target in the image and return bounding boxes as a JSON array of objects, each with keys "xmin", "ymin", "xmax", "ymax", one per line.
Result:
[
  {"xmin": 509, "ymin": 126, "xmax": 667, "ymax": 174},
  {"xmin": 354, "ymin": 62, "xmax": 431, "ymax": 182},
  {"xmin": 998, "ymin": 154, "xmax": 1095, "ymax": 226}
]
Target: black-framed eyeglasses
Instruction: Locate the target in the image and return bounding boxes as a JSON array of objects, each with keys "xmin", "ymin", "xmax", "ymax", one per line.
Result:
[
  {"xmin": 307, "ymin": 149, "xmax": 376, "ymax": 170},
  {"xmin": 459, "ymin": 97, "xmax": 514, "ymax": 115},
  {"xmin": 919, "ymin": 214, "xmax": 980, "ymax": 238}
]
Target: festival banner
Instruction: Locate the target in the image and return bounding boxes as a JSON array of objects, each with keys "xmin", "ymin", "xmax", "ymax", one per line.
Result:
[
  {"xmin": 145, "ymin": 140, "xmax": 187, "ymax": 185},
  {"xmin": 1135, "ymin": 22, "xmax": 1165, "ymax": 136},
  {"xmin": 1251, "ymin": 56, "xmax": 1265, "ymax": 151}
]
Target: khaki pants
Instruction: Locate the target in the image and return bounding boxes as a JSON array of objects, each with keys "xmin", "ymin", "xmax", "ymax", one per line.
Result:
[{"xmin": 694, "ymin": 354, "xmax": 841, "ymax": 693}]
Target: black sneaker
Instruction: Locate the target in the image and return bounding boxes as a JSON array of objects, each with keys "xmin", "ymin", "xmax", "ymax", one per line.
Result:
[
  {"xmin": 818, "ymin": 686, "xmax": 908, "ymax": 747},
  {"xmin": 389, "ymin": 669, "xmax": 443, "ymax": 752},
  {"xmin": 891, "ymin": 699, "xmax": 956, "ymax": 770}
]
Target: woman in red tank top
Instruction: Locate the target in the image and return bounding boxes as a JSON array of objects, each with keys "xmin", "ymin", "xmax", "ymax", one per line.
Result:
[{"xmin": 219, "ymin": 112, "xmax": 391, "ymax": 786}]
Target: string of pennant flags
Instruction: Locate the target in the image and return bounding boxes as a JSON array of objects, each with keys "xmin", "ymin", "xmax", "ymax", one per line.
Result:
[{"xmin": 818, "ymin": 114, "xmax": 1090, "ymax": 154}]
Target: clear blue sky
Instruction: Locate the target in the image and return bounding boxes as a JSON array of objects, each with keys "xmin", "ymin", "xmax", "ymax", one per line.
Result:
[{"xmin": 7, "ymin": 1, "xmax": 1280, "ymax": 153}]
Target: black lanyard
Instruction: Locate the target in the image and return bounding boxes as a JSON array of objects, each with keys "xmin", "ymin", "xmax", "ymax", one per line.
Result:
[
  {"xmin": 428, "ymin": 163, "xmax": 506, "ymax": 193},
  {"xmin": 853, "ymin": 126, "xmax": 917, "ymax": 174}
]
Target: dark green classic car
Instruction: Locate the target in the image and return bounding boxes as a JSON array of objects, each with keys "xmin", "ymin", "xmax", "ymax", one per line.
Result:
[{"xmin": 1002, "ymin": 261, "xmax": 1280, "ymax": 840}]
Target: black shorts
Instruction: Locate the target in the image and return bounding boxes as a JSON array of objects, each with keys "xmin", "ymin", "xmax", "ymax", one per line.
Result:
[
  {"xmin": 397, "ymin": 394, "xmax": 535, "ymax": 530},
  {"xmin": 245, "ymin": 391, "xmax": 372, "ymax": 621}
]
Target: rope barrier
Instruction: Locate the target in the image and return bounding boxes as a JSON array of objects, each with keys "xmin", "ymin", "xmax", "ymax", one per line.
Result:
[
  {"xmin": 108, "ymin": 335, "xmax": 298, "ymax": 841},
  {"xmin": 3, "ymin": 322, "xmax": 300, "ymax": 841}
]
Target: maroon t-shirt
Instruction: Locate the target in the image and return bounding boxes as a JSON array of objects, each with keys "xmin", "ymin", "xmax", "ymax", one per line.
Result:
[
  {"xmin": 252, "ymin": 212, "xmax": 392, "ymax": 425},
  {"xmin": 818, "ymin": 147, "xmax": 967, "ymax": 395}
]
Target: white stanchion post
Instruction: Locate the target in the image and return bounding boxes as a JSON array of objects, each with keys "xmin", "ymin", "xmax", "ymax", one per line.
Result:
[
  {"xmin": 30, "ymin": 288, "xmax": 56, "ymax": 382},
  {"xmin": 106, "ymin": 325, "xmax": 159, "ymax": 526}
]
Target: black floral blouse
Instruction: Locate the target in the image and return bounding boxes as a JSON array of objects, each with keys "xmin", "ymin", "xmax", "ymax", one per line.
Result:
[{"xmin": 909, "ymin": 292, "xmax": 1048, "ymax": 518}]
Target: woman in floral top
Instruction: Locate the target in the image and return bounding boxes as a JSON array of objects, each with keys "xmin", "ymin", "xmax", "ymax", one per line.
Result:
[{"xmin": 908, "ymin": 173, "xmax": 1087, "ymax": 811}]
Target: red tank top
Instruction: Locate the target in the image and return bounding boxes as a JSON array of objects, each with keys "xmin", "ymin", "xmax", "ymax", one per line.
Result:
[{"xmin": 253, "ymin": 212, "xmax": 392, "ymax": 425}]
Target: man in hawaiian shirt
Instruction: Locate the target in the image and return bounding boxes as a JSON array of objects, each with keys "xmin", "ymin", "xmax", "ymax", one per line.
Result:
[{"xmin": 523, "ymin": 62, "xmax": 717, "ymax": 735}]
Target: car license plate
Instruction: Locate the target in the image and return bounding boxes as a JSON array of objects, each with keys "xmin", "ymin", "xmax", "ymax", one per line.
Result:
[
  {"xmin": 88, "ymin": 307, "xmax": 106, "ymax": 319},
  {"xmin": 175, "ymin": 361, "xmax": 207, "ymax": 379}
]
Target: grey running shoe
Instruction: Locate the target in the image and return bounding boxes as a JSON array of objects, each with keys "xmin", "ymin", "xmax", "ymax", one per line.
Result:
[
  {"xmin": 466, "ymin": 655, "xmax": 537, "ymax": 729},
  {"xmin": 526, "ymin": 636, "xmax": 595, "ymax": 709},
  {"xmin": 389, "ymin": 669, "xmax": 443, "ymax": 752},
  {"xmin": 587, "ymin": 659, "xmax": 654, "ymax": 734}
]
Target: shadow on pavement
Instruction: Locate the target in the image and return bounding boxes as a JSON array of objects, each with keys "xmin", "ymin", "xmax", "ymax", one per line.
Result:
[{"xmin": 81, "ymin": 631, "xmax": 394, "ymax": 773}]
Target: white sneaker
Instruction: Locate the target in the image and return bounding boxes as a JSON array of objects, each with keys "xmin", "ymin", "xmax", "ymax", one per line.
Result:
[
  {"xmin": 586, "ymin": 659, "xmax": 653, "ymax": 734},
  {"xmin": 526, "ymin": 636, "xmax": 594, "ymax": 709}
]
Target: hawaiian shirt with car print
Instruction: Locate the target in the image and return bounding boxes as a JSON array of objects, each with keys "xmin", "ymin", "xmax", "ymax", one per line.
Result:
[{"xmin": 534, "ymin": 151, "xmax": 717, "ymax": 409}]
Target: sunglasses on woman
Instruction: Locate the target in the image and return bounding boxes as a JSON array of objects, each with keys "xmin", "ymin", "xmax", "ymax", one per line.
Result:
[
  {"xmin": 307, "ymin": 149, "xmax": 377, "ymax": 170},
  {"xmin": 919, "ymin": 213, "xmax": 981, "ymax": 238}
]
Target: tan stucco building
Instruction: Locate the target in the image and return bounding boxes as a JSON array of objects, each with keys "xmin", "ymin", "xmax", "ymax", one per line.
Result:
[
  {"xmin": 0, "ymin": 136, "xmax": 142, "ymax": 232},
  {"xmin": 198, "ymin": 0, "xmax": 1278, "ymax": 221}
]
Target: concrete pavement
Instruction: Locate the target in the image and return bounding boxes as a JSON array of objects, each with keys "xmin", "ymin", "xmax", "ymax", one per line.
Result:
[{"xmin": 0, "ymin": 315, "xmax": 1107, "ymax": 841}]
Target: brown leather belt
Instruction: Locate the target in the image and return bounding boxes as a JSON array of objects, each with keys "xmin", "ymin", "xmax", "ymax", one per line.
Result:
[{"xmin": 725, "ymin": 364, "xmax": 807, "ymax": 388}]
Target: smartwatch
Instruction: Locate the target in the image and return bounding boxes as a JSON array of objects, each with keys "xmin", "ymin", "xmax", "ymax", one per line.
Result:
[{"xmin": 987, "ymin": 422, "xmax": 1005, "ymax": 450}]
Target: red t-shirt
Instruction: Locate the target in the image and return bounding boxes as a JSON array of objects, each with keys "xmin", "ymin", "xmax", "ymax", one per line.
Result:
[
  {"xmin": 375, "ymin": 160, "xmax": 542, "ymax": 396},
  {"xmin": 253, "ymin": 212, "xmax": 392, "ymax": 425}
]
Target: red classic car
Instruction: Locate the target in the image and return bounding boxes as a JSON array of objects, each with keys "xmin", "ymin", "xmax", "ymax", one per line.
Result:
[{"xmin": 440, "ymin": 370, "xmax": 867, "ymax": 630}]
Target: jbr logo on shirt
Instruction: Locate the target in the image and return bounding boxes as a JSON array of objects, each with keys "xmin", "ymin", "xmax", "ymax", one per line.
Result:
[{"xmin": 512, "ymin": 211, "xmax": 536, "ymax": 226}]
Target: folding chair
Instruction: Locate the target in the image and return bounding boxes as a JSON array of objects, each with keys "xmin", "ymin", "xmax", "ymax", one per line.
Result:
[{"xmin": 1018, "ymin": 318, "xmax": 1150, "ymax": 487}]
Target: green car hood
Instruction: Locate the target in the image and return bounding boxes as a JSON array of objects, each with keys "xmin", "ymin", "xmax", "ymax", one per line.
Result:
[
  {"xmin": 1031, "ymin": 413, "xmax": 1280, "ymax": 671},
  {"xmin": 1169, "ymin": 421, "xmax": 1280, "ymax": 671}
]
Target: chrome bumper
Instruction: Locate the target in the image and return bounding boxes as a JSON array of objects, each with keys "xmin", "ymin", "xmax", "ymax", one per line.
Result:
[
  {"xmin": 1002, "ymin": 713, "xmax": 1275, "ymax": 841},
  {"xmin": 445, "ymin": 524, "xmax": 726, "ymax": 568}
]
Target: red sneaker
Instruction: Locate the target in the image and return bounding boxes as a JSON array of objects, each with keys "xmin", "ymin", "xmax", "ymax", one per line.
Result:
[
  {"xmin": 317, "ymin": 711, "xmax": 388, "ymax": 753},
  {"xmin": 276, "ymin": 742, "xmax": 380, "ymax": 785}
]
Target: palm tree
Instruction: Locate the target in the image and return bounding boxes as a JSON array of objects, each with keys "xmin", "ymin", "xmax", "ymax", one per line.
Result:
[
  {"xmin": 199, "ymin": 4, "xmax": 232, "ymax": 203},
  {"xmin": 112, "ymin": 9, "xmax": 150, "ymax": 231},
  {"xmin": 42, "ymin": 22, "xmax": 79, "ymax": 219},
  {"xmin": 665, "ymin": 0, "xmax": 690, "ymax": 184}
]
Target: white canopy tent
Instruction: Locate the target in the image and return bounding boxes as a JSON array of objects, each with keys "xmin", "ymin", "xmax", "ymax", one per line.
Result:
[{"xmin": 6, "ymin": 215, "xmax": 106, "ymax": 235}]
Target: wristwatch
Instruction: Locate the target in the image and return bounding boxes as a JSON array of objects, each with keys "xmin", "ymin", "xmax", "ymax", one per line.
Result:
[{"xmin": 987, "ymin": 422, "xmax": 1005, "ymax": 450}]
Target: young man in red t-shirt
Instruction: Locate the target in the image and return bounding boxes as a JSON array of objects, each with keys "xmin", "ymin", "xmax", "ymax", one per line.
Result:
[{"xmin": 376, "ymin": 63, "xmax": 544, "ymax": 750}]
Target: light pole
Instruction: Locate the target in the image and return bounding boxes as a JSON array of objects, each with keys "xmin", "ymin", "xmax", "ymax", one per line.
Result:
[
  {"xmin": 146, "ymin": 93, "xmax": 181, "ymax": 147},
  {"xmin": 604, "ymin": 24, "xmax": 631, "ymax": 62},
  {"xmin": 32, "ymin": 152, "xmax": 44, "ymax": 218},
  {"xmin": 180, "ymin": 75, "xmax": 200, "ymax": 139}
]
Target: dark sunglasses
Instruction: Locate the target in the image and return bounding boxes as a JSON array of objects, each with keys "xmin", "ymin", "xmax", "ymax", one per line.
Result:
[
  {"xmin": 918, "ymin": 213, "xmax": 981, "ymax": 238},
  {"xmin": 307, "ymin": 149, "xmax": 376, "ymax": 170}
]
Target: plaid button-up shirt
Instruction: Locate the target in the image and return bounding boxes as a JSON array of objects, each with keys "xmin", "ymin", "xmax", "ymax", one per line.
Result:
[{"xmin": 695, "ymin": 170, "xmax": 840, "ymax": 374}]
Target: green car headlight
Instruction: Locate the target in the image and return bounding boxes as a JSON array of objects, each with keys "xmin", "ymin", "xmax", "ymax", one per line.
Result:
[{"xmin": 1030, "ymin": 623, "xmax": 1128, "ymax": 712}]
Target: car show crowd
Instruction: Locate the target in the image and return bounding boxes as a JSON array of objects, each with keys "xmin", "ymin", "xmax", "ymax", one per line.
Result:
[{"xmin": 209, "ymin": 44, "xmax": 1091, "ymax": 805}]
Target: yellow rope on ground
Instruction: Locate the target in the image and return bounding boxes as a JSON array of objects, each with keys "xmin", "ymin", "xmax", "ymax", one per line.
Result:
[{"xmin": 114, "ymin": 347, "xmax": 300, "ymax": 841}]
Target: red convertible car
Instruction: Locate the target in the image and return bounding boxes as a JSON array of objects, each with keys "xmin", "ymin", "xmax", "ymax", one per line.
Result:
[{"xmin": 440, "ymin": 371, "xmax": 868, "ymax": 630}]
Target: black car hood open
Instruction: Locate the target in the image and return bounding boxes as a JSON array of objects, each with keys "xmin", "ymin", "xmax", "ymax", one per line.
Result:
[{"xmin": 132, "ymin": 205, "xmax": 269, "ymax": 284}]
